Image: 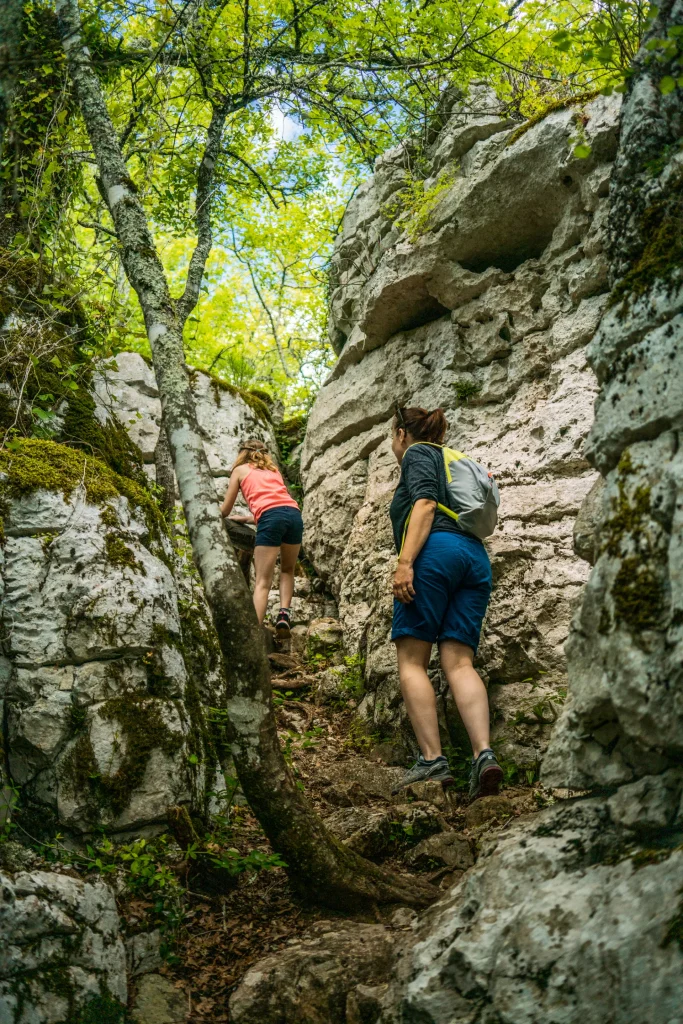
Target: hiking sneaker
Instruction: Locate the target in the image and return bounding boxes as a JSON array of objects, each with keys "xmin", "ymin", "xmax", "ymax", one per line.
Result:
[
  {"xmin": 469, "ymin": 749, "xmax": 503, "ymax": 802},
  {"xmin": 391, "ymin": 755, "xmax": 454, "ymax": 795},
  {"xmin": 274, "ymin": 607, "xmax": 291, "ymax": 639}
]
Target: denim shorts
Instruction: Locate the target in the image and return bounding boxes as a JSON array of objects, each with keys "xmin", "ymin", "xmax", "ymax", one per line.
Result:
[
  {"xmin": 392, "ymin": 530, "xmax": 492, "ymax": 653},
  {"xmin": 255, "ymin": 506, "xmax": 304, "ymax": 547}
]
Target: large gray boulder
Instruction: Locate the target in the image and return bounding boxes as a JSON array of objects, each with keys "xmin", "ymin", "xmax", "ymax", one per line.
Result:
[
  {"xmin": 0, "ymin": 865, "xmax": 127, "ymax": 1022},
  {"xmin": 542, "ymin": 0, "xmax": 683, "ymax": 793},
  {"xmin": 0, "ymin": 450, "xmax": 220, "ymax": 838},
  {"xmin": 93, "ymin": 352, "xmax": 278, "ymax": 498},
  {"xmin": 302, "ymin": 85, "xmax": 621, "ymax": 762},
  {"xmin": 377, "ymin": 800, "xmax": 683, "ymax": 1024},
  {"xmin": 230, "ymin": 922, "xmax": 396, "ymax": 1024}
]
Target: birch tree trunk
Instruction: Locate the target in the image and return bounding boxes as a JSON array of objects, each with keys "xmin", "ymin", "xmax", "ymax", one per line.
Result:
[{"xmin": 57, "ymin": 0, "xmax": 435, "ymax": 910}]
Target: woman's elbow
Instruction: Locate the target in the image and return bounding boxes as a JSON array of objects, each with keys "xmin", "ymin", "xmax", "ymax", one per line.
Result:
[{"xmin": 415, "ymin": 498, "xmax": 437, "ymax": 516}]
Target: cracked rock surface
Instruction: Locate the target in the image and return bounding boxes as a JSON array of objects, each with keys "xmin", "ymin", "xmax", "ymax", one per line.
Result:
[{"xmin": 302, "ymin": 85, "xmax": 621, "ymax": 764}]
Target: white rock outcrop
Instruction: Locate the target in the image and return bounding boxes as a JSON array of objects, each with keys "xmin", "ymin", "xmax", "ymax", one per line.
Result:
[
  {"xmin": 1, "ymin": 352, "xmax": 279, "ymax": 838},
  {"xmin": 0, "ymin": 864, "xmax": 127, "ymax": 1021},
  {"xmin": 1, "ymin": 478, "xmax": 208, "ymax": 837},
  {"xmin": 93, "ymin": 352, "xmax": 278, "ymax": 497},
  {"xmin": 302, "ymin": 87, "xmax": 621, "ymax": 762}
]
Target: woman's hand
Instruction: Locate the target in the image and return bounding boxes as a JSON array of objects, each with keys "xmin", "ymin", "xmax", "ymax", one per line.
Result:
[{"xmin": 393, "ymin": 561, "xmax": 415, "ymax": 603}]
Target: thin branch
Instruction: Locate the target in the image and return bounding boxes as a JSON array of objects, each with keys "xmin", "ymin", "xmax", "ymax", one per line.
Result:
[
  {"xmin": 223, "ymin": 148, "xmax": 280, "ymax": 209},
  {"xmin": 77, "ymin": 219, "xmax": 118, "ymax": 237},
  {"xmin": 176, "ymin": 101, "xmax": 228, "ymax": 327}
]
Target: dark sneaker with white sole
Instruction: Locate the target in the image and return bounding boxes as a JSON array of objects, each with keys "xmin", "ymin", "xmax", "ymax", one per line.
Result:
[
  {"xmin": 469, "ymin": 749, "xmax": 503, "ymax": 802},
  {"xmin": 391, "ymin": 755, "xmax": 454, "ymax": 795},
  {"xmin": 274, "ymin": 608, "xmax": 291, "ymax": 639}
]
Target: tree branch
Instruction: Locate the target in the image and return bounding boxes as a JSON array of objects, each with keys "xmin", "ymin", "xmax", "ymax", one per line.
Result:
[
  {"xmin": 176, "ymin": 101, "xmax": 228, "ymax": 327},
  {"xmin": 224, "ymin": 148, "xmax": 280, "ymax": 208}
]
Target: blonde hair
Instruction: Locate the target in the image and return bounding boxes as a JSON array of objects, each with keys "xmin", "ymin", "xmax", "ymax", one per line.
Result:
[{"xmin": 233, "ymin": 439, "xmax": 278, "ymax": 473}]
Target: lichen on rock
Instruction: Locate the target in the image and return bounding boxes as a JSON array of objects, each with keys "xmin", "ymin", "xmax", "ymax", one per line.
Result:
[{"xmin": 302, "ymin": 85, "xmax": 621, "ymax": 766}]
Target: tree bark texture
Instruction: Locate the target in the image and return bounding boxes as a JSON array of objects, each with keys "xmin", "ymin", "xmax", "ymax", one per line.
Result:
[
  {"xmin": 0, "ymin": 0, "xmax": 22, "ymax": 153},
  {"xmin": 0, "ymin": 0, "xmax": 23, "ymax": 215},
  {"xmin": 153, "ymin": 420, "xmax": 178, "ymax": 532},
  {"xmin": 57, "ymin": 0, "xmax": 436, "ymax": 909}
]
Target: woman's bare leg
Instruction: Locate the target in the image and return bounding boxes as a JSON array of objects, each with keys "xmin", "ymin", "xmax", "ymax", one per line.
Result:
[
  {"xmin": 395, "ymin": 636, "xmax": 441, "ymax": 760},
  {"xmin": 279, "ymin": 543, "xmax": 300, "ymax": 609},
  {"xmin": 253, "ymin": 545, "xmax": 279, "ymax": 623},
  {"xmin": 439, "ymin": 640, "xmax": 491, "ymax": 758}
]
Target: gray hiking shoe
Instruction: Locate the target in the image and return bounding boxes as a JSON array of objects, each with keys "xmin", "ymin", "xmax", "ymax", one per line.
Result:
[
  {"xmin": 392, "ymin": 755, "xmax": 454, "ymax": 795},
  {"xmin": 469, "ymin": 749, "xmax": 503, "ymax": 802}
]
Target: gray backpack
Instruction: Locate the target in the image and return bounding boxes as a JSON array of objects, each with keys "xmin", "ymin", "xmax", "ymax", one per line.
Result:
[{"xmin": 413, "ymin": 442, "xmax": 500, "ymax": 540}]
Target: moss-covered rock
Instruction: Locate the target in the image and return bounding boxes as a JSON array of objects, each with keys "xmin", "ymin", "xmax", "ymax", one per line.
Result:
[{"xmin": 0, "ymin": 437, "xmax": 166, "ymax": 543}]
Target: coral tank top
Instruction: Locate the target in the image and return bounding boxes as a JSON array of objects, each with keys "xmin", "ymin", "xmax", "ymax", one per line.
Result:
[{"xmin": 239, "ymin": 467, "xmax": 299, "ymax": 523}]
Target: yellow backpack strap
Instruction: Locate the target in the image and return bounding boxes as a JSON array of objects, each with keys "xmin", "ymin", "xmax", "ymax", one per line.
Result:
[{"xmin": 398, "ymin": 506, "xmax": 413, "ymax": 558}]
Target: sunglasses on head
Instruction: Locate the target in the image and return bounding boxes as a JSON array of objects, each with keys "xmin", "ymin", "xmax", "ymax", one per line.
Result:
[{"xmin": 394, "ymin": 402, "xmax": 407, "ymax": 431}]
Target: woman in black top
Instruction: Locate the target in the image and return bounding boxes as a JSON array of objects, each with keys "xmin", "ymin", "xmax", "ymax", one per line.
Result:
[{"xmin": 389, "ymin": 405, "xmax": 502, "ymax": 801}]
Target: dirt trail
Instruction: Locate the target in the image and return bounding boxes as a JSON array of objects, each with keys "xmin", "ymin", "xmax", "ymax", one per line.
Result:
[{"xmin": 144, "ymin": 618, "xmax": 544, "ymax": 1023}]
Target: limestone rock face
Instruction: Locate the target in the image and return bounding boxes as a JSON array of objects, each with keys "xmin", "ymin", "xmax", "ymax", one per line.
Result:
[
  {"xmin": 377, "ymin": 800, "xmax": 683, "ymax": 1024},
  {"xmin": 93, "ymin": 351, "xmax": 278, "ymax": 496},
  {"xmin": 1, "ymin": 477, "xmax": 218, "ymax": 837},
  {"xmin": 372, "ymin": 5, "xmax": 683, "ymax": 1021},
  {"xmin": 542, "ymin": 0, "xmax": 683, "ymax": 792},
  {"xmin": 0, "ymin": 866, "xmax": 127, "ymax": 1022},
  {"xmin": 302, "ymin": 87, "xmax": 621, "ymax": 761}
]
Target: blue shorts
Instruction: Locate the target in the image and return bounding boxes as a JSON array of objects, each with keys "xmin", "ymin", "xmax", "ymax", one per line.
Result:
[
  {"xmin": 255, "ymin": 506, "xmax": 304, "ymax": 547},
  {"xmin": 392, "ymin": 531, "xmax": 492, "ymax": 653}
]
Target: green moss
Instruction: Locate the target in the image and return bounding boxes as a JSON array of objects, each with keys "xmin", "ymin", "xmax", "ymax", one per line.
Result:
[
  {"xmin": 178, "ymin": 596, "xmax": 223, "ymax": 809},
  {"xmin": 60, "ymin": 697, "xmax": 183, "ymax": 817},
  {"xmin": 249, "ymin": 387, "xmax": 274, "ymax": 406},
  {"xmin": 69, "ymin": 705, "xmax": 87, "ymax": 730},
  {"xmin": 505, "ymin": 90, "xmax": 602, "ymax": 147},
  {"xmin": 189, "ymin": 366, "xmax": 271, "ymax": 424},
  {"xmin": 104, "ymin": 533, "xmax": 146, "ymax": 575},
  {"xmin": 59, "ymin": 732, "xmax": 100, "ymax": 797},
  {"xmin": 610, "ymin": 176, "xmax": 683, "ymax": 308},
  {"xmin": 631, "ymin": 847, "xmax": 674, "ymax": 870},
  {"xmin": 274, "ymin": 415, "xmax": 308, "ymax": 463},
  {"xmin": 600, "ymin": 450, "xmax": 669, "ymax": 634},
  {"xmin": 661, "ymin": 890, "xmax": 683, "ymax": 951},
  {"xmin": 60, "ymin": 378, "xmax": 145, "ymax": 483},
  {"xmin": 97, "ymin": 696, "xmax": 184, "ymax": 815},
  {"xmin": 0, "ymin": 438, "xmax": 167, "ymax": 543},
  {"xmin": 601, "ymin": 453, "xmax": 653, "ymax": 557},
  {"xmin": 71, "ymin": 994, "xmax": 132, "ymax": 1024},
  {"xmin": 612, "ymin": 555, "xmax": 665, "ymax": 631}
]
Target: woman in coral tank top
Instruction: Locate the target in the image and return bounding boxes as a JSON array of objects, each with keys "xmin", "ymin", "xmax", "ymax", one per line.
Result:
[{"xmin": 220, "ymin": 439, "xmax": 303, "ymax": 636}]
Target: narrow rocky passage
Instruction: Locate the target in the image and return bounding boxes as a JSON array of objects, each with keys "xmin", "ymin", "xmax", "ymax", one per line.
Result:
[{"xmin": 135, "ymin": 577, "xmax": 544, "ymax": 1023}]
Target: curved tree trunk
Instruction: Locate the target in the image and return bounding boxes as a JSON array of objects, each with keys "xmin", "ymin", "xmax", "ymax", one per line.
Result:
[{"xmin": 57, "ymin": 0, "xmax": 436, "ymax": 910}]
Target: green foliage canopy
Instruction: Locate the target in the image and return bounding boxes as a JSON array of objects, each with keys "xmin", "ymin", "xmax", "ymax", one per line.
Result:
[{"xmin": 2, "ymin": 0, "xmax": 652, "ymax": 413}]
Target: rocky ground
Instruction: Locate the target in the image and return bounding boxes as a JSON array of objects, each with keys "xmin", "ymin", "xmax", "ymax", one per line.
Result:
[{"xmin": 113, "ymin": 606, "xmax": 543, "ymax": 1024}]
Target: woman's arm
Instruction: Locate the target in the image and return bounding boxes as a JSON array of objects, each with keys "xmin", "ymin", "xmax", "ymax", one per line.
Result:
[
  {"xmin": 393, "ymin": 498, "xmax": 436, "ymax": 603},
  {"xmin": 220, "ymin": 469, "xmax": 243, "ymax": 518}
]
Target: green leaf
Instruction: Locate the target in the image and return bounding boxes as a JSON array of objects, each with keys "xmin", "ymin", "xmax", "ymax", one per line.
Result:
[
  {"xmin": 660, "ymin": 76, "xmax": 677, "ymax": 95},
  {"xmin": 573, "ymin": 144, "xmax": 592, "ymax": 159}
]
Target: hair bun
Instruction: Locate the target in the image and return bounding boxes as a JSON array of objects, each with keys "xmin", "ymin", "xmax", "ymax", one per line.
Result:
[{"xmin": 393, "ymin": 406, "xmax": 447, "ymax": 444}]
